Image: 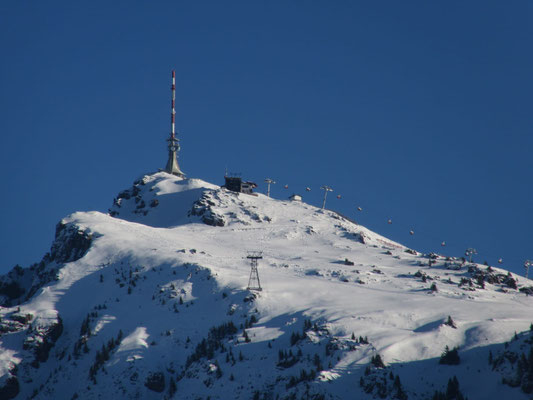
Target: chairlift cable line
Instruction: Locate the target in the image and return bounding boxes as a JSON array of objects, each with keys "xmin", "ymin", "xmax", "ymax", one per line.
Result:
[{"xmin": 258, "ymin": 179, "xmax": 521, "ymax": 273}]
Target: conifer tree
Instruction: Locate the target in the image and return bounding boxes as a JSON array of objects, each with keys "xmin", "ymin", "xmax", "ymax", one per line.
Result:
[{"xmin": 440, "ymin": 345, "xmax": 460, "ymax": 365}]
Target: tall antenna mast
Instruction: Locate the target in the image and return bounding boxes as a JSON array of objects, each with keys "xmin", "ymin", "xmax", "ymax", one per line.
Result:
[
  {"xmin": 171, "ymin": 70, "xmax": 176, "ymax": 140},
  {"xmin": 164, "ymin": 70, "xmax": 185, "ymax": 177}
]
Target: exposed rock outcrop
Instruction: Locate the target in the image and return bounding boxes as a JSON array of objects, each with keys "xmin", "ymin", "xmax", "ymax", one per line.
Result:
[
  {"xmin": 0, "ymin": 222, "xmax": 93, "ymax": 306},
  {"xmin": 190, "ymin": 192, "xmax": 226, "ymax": 227}
]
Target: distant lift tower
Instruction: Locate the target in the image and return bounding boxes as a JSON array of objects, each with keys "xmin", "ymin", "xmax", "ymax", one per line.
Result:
[
  {"xmin": 320, "ymin": 185, "xmax": 333, "ymax": 209},
  {"xmin": 264, "ymin": 178, "xmax": 276, "ymax": 197},
  {"xmin": 247, "ymin": 252, "xmax": 263, "ymax": 291},
  {"xmin": 165, "ymin": 70, "xmax": 186, "ymax": 178},
  {"xmin": 465, "ymin": 248, "xmax": 477, "ymax": 264},
  {"xmin": 525, "ymin": 260, "xmax": 532, "ymax": 280}
]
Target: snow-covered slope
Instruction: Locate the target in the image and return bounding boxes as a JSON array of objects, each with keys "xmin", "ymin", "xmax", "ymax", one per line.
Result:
[{"xmin": 1, "ymin": 172, "xmax": 533, "ymax": 400}]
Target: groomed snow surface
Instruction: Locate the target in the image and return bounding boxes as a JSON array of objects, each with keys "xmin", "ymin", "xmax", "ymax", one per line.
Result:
[{"xmin": 1, "ymin": 172, "xmax": 533, "ymax": 399}]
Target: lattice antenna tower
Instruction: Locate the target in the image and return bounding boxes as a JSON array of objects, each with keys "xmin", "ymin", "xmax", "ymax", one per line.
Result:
[
  {"xmin": 246, "ymin": 251, "xmax": 263, "ymax": 291},
  {"xmin": 164, "ymin": 70, "xmax": 185, "ymax": 177}
]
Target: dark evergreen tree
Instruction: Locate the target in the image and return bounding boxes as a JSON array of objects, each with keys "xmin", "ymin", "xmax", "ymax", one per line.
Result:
[
  {"xmin": 446, "ymin": 376, "xmax": 465, "ymax": 400},
  {"xmin": 432, "ymin": 376, "xmax": 466, "ymax": 400},
  {"xmin": 371, "ymin": 354, "xmax": 385, "ymax": 368},
  {"xmin": 393, "ymin": 375, "xmax": 408, "ymax": 400},
  {"xmin": 168, "ymin": 377, "xmax": 177, "ymax": 397},
  {"xmin": 313, "ymin": 353, "xmax": 323, "ymax": 371},
  {"xmin": 439, "ymin": 346, "xmax": 460, "ymax": 365}
]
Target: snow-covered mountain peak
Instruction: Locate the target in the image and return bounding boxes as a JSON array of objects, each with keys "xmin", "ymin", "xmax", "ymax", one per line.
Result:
[
  {"xmin": 2, "ymin": 172, "xmax": 533, "ymax": 399},
  {"xmin": 107, "ymin": 172, "xmax": 403, "ymax": 249},
  {"xmin": 108, "ymin": 172, "xmax": 219, "ymax": 227}
]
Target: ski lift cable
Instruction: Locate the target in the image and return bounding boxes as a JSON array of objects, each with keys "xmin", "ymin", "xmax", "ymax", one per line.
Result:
[
  {"xmin": 386, "ymin": 218, "xmax": 514, "ymax": 266},
  {"xmin": 380, "ymin": 207, "xmax": 521, "ymax": 271},
  {"xmin": 361, "ymin": 209, "xmax": 483, "ymax": 260},
  {"xmin": 261, "ymin": 179, "xmax": 521, "ymax": 271},
  {"xmin": 336, "ymin": 195, "xmax": 512, "ymax": 267}
]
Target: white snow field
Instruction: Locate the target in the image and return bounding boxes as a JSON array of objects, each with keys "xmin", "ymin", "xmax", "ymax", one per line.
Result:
[{"xmin": 1, "ymin": 171, "xmax": 533, "ymax": 399}]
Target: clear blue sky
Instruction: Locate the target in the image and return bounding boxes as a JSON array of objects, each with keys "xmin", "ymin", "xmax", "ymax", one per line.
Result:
[{"xmin": 0, "ymin": 1, "xmax": 531, "ymax": 276}]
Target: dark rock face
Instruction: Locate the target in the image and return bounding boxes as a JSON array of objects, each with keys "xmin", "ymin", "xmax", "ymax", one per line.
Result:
[
  {"xmin": 50, "ymin": 222, "xmax": 93, "ymax": 264},
  {"xmin": 468, "ymin": 265, "xmax": 518, "ymax": 290},
  {"xmin": 0, "ymin": 281, "xmax": 25, "ymax": 302},
  {"xmin": 190, "ymin": 192, "xmax": 225, "ymax": 227},
  {"xmin": 117, "ymin": 190, "xmax": 131, "ymax": 200},
  {"xmin": 11, "ymin": 313, "xmax": 32, "ymax": 325},
  {"xmin": 201, "ymin": 212, "xmax": 225, "ymax": 227},
  {"xmin": 0, "ymin": 319, "xmax": 24, "ymax": 335},
  {"xmin": 110, "ymin": 175, "xmax": 152, "ymax": 217},
  {"xmin": 145, "ymin": 372, "xmax": 165, "ymax": 392},
  {"xmin": 0, "ymin": 314, "xmax": 33, "ymax": 337},
  {"xmin": 0, "ymin": 222, "xmax": 93, "ymax": 307},
  {"xmin": 32, "ymin": 316, "xmax": 63, "ymax": 365},
  {"xmin": 0, "ymin": 376, "xmax": 19, "ymax": 400},
  {"xmin": 519, "ymin": 287, "xmax": 533, "ymax": 295}
]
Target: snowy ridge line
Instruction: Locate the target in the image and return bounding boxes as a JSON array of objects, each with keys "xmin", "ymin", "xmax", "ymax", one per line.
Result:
[{"xmin": 0, "ymin": 172, "xmax": 532, "ymax": 399}]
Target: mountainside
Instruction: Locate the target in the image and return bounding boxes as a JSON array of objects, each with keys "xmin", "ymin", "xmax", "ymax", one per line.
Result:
[{"xmin": 2, "ymin": 171, "xmax": 533, "ymax": 400}]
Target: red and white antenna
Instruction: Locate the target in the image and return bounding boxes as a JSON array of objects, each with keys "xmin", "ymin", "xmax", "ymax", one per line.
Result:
[
  {"xmin": 171, "ymin": 70, "xmax": 176, "ymax": 140},
  {"xmin": 164, "ymin": 70, "xmax": 185, "ymax": 177}
]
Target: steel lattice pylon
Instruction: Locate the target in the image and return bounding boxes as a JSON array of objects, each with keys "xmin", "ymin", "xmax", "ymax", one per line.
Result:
[{"xmin": 247, "ymin": 252, "xmax": 263, "ymax": 291}]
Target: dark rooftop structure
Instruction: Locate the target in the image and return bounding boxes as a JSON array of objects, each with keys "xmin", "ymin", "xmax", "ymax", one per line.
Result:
[{"xmin": 224, "ymin": 176, "xmax": 257, "ymax": 194}]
